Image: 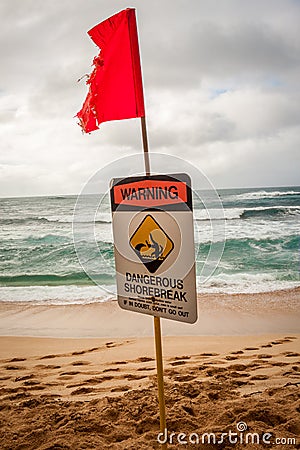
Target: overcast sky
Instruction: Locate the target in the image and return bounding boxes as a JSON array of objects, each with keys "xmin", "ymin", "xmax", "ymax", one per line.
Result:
[{"xmin": 0, "ymin": 0, "xmax": 299, "ymax": 196}]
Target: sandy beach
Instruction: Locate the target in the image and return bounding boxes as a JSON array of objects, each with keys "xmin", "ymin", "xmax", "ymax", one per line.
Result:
[{"xmin": 0, "ymin": 289, "xmax": 299, "ymax": 449}]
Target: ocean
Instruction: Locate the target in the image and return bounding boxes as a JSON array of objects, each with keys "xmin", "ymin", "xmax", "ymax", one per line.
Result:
[{"xmin": 0, "ymin": 186, "xmax": 299, "ymax": 305}]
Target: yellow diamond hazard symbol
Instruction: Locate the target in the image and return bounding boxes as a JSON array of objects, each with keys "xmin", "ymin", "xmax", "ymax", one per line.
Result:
[{"xmin": 130, "ymin": 215, "xmax": 174, "ymax": 273}]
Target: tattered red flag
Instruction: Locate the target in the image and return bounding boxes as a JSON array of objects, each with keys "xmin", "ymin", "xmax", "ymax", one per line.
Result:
[{"xmin": 76, "ymin": 8, "xmax": 145, "ymax": 133}]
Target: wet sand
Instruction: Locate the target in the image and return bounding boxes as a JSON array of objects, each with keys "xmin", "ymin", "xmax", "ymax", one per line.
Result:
[{"xmin": 0, "ymin": 288, "xmax": 299, "ymax": 338}]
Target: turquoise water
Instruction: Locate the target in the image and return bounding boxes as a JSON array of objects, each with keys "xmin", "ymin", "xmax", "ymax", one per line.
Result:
[{"xmin": 0, "ymin": 186, "xmax": 299, "ymax": 303}]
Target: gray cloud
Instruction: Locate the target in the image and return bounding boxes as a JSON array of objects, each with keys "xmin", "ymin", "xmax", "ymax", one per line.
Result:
[
  {"xmin": 143, "ymin": 21, "xmax": 300, "ymax": 88},
  {"xmin": 0, "ymin": 0, "xmax": 299, "ymax": 196}
]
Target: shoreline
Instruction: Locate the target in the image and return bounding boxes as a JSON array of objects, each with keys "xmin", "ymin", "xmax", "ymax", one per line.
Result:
[{"xmin": 0, "ymin": 287, "xmax": 299, "ymax": 338}]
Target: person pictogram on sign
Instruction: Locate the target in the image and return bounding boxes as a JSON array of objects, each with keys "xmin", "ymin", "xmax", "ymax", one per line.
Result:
[
  {"xmin": 149, "ymin": 233, "xmax": 164, "ymax": 259},
  {"xmin": 130, "ymin": 215, "xmax": 174, "ymax": 273},
  {"xmin": 134, "ymin": 232, "xmax": 164, "ymax": 260}
]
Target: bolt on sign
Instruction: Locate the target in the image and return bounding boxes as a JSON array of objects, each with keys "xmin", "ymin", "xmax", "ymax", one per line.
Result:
[{"xmin": 110, "ymin": 174, "xmax": 197, "ymax": 324}]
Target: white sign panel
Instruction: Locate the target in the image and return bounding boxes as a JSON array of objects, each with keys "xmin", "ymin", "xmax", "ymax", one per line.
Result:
[{"xmin": 110, "ymin": 173, "xmax": 197, "ymax": 324}]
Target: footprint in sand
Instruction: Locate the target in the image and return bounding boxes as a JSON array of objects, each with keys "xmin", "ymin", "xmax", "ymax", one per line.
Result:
[
  {"xmin": 71, "ymin": 347, "xmax": 100, "ymax": 356},
  {"xmin": 0, "ymin": 387, "xmax": 24, "ymax": 395},
  {"xmin": 284, "ymin": 381, "xmax": 300, "ymax": 387},
  {"xmin": 15, "ymin": 374, "xmax": 35, "ymax": 382},
  {"xmin": 105, "ymin": 342, "xmax": 116, "ymax": 348},
  {"xmin": 25, "ymin": 385, "xmax": 46, "ymax": 391},
  {"xmin": 9, "ymin": 358, "xmax": 26, "ymax": 362},
  {"xmin": 244, "ymin": 347, "xmax": 259, "ymax": 351},
  {"xmin": 229, "ymin": 371, "xmax": 251, "ymax": 379},
  {"xmin": 34, "ymin": 364, "xmax": 61, "ymax": 369},
  {"xmin": 100, "ymin": 375, "xmax": 114, "ymax": 382},
  {"xmin": 174, "ymin": 356, "xmax": 191, "ymax": 360},
  {"xmin": 71, "ymin": 387, "xmax": 95, "ymax": 395},
  {"xmin": 269, "ymin": 361, "xmax": 289, "ymax": 367},
  {"xmin": 225, "ymin": 356, "xmax": 238, "ymax": 361},
  {"xmin": 250, "ymin": 374, "xmax": 269, "ymax": 380},
  {"xmin": 67, "ymin": 377, "xmax": 104, "ymax": 388},
  {"xmin": 227, "ymin": 364, "xmax": 248, "ymax": 371},
  {"xmin": 23, "ymin": 380, "xmax": 41, "ymax": 386},
  {"xmin": 199, "ymin": 363, "xmax": 213, "ymax": 371},
  {"xmin": 170, "ymin": 360, "xmax": 187, "ymax": 366},
  {"xmin": 283, "ymin": 352, "xmax": 300, "ymax": 357},
  {"xmin": 110, "ymin": 386, "xmax": 130, "ymax": 392},
  {"xmin": 39, "ymin": 354, "xmax": 57, "ymax": 360},
  {"xmin": 232, "ymin": 379, "xmax": 253, "ymax": 387},
  {"xmin": 59, "ymin": 371, "xmax": 80, "ymax": 376},
  {"xmin": 85, "ymin": 375, "xmax": 115, "ymax": 384},
  {"xmin": 136, "ymin": 357, "xmax": 155, "ymax": 363},
  {"xmin": 231, "ymin": 351, "xmax": 244, "ymax": 355},
  {"xmin": 199, "ymin": 352, "xmax": 219, "ymax": 357},
  {"xmin": 71, "ymin": 361, "xmax": 91, "ymax": 366},
  {"xmin": 267, "ymin": 339, "xmax": 294, "ymax": 345},
  {"xmin": 40, "ymin": 393, "xmax": 61, "ymax": 400},
  {"xmin": 8, "ymin": 392, "xmax": 30, "ymax": 401},
  {"xmin": 206, "ymin": 367, "xmax": 227, "ymax": 376},
  {"xmin": 174, "ymin": 374, "xmax": 197, "ymax": 382},
  {"xmin": 103, "ymin": 368, "xmax": 120, "ymax": 373},
  {"xmin": 105, "ymin": 342, "xmax": 126, "ymax": 349},
  {"xmin": 257, "ymin": 354, "xmax": 273, "ymax": 359},
  {"xmin": 4, "ymin": 365, "xmax": 24, "ymax": 371},
  {"xmin": 283, "ymin": 369, "xmax": 300, "ymax": 376},
  {"xmin": 182, "ymin": 405, "xmax": 195, "ymax": 416},
  {"xmin": 125, "ymin": 374, "xmax": 147, "ymax": 381}
]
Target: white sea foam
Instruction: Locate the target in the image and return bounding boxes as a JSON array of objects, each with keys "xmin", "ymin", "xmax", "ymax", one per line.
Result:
[
  {"xmin": 232, "ymin": 190, "xmax": 300, "ymax": 200},
  {"xmin": 0, "ymin": 285, "xmax": 116, "ymax": 305},
  {"xmin": 194, "ymin": 205, "xmax": 300, "ymax": 222},
  {"xmin": 0, "ymin": 274, "xmax": 298, "ymax": 304},
  {"xmin": 198, "ymin": 272, "xmax": 300, "ymax": 294},
  {"xmin": 194, "ymin": 218, "xmax": 299, "ymax": 244},
  {"xmin": 194, "ymin": 208, "xmax": 241, "ymax": 221}
]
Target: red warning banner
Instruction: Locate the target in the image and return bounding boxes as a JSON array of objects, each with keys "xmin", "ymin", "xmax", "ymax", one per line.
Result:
[{"xmin": 113, "ymin": 180, "xmax": 187, "ymax": 207}]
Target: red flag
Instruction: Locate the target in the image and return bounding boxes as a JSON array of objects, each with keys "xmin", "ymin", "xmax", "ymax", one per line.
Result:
[{"xmin": 77, "ymin": 8, "xmax": 145, "ymax": 133}]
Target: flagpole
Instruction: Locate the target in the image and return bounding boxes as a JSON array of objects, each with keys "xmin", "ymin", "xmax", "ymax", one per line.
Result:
[
  {"xmin": 140, "ymin": 116, "xmax": 167, "ymax": 449},
  {"xmin": 141, "ymin": 116, "xmax": 151, "ymax": 176}
]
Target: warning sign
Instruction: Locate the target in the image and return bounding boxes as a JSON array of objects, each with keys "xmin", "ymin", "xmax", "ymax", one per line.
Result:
[
  {"xmin": 110, "ymin": 173, "xmax": 197, "ymax": 324},
  {"xmin": 130, "ymin": 215, "xmax": 174, "ymax": 273}
]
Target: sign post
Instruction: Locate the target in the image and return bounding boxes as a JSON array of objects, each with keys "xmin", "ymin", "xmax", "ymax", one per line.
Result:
[
  {"xmin": 111, "ymin": 151, "xmax": 197, "ymax": 450},
  {"xmin": 141, "ymin": 114, "xmax": 167, "ymax": 447},
  {"xmin": 154, "ymin": 314, "xmax": 167, "ymax": 449},
  {"xmin": 142, "ymin": 115, "xmax": 166, "ymax": 448}
]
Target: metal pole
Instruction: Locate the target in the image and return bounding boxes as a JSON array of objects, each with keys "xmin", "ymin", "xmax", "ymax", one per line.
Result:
[{"xmin": 140, "ymin": 115, "xmax": 167, "ymax": 449}]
